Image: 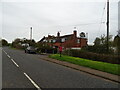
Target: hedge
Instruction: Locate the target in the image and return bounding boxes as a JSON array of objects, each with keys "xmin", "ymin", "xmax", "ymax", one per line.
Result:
[{"xmin": 62, "ymin": 49, "xmax": 120, "ymax": 64}]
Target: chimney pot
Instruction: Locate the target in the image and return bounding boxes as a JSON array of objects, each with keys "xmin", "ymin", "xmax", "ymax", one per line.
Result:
[
  {"xmin": 57, "ymin": 32, "xmax": 60, "ymax": 37},
  {"xmin": 73, "ymin": 30, "xmax": 77, "ymax": 37}
]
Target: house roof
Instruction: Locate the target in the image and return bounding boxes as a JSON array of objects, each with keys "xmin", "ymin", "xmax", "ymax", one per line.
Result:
[
  {"xmin": 59, "ymin": 34, "xmax": 73, "ymax": 38},
  {"xmin": 39, "ymin": 36, "xmax": 46, "ymax": 42},
  {"xmin": 39, "ymin": 34, "xmax": 73, "ymax": 42}
]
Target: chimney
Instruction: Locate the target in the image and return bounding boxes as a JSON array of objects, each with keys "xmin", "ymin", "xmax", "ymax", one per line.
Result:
[
  {"xmin": 48, "ymin": 35, "xmax": 51, "ymax": 37},
  {"xmin": 73, "ymin": 27, "xmax": 77, "ymax": 37},
  {"xmin": 57, "ymin": 32, "xmax": 60, "ymax": 37}
]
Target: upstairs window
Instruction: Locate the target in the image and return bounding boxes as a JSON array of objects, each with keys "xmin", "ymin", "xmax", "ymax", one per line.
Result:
[
  {"xmin": 49, "ymin": 39, "xmax": 51, "ymax": 43},
  {"xmin": 65, "ymin": 38, "xmax": 67, "ymax": 41},
  {"xmin": 77, "ymin": 39, "xmax": 80, "ymax": 43},
  {"xmin": 43, "ymin": 39, "xmax": 47, "ymax": 42},
  {"xmin": 62, "ymin": 38, "xmax": 65, "ymax": 42},
  {"xmin": 53, "ymin": 40, "xmax": 56, "ymax": 43}
]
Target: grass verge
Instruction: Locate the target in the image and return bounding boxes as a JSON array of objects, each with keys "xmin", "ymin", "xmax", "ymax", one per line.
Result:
[
  {"xmin": 49, "ymin": 54, "xmax": 120, "ymax": 75},
  {"xmin": 10, "ymin": 47, "xmax": 24, "ymax": 50}
]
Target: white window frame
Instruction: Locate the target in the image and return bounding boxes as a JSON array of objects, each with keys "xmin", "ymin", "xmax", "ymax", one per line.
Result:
[
  {"xmin": 62, "ymin": 38, "xmax": 65, "ymax": 42},
  {"xmin": 53, "ymin": 39, "xmax": 56, "ymax": 43},
  {"xmin": 77, "ymin": 39, "xmax": 80, "ymax": 43}
]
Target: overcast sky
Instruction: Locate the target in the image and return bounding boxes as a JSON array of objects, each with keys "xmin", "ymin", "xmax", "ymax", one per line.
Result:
[{"xmin": 1, "ymin": 0, "xmax": 119, "ymax": 45}]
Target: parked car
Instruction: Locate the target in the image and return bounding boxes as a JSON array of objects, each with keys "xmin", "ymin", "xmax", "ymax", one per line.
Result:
[{"xmin": 25, "ymin": 46, "xmax": 36, "ymax": 54}]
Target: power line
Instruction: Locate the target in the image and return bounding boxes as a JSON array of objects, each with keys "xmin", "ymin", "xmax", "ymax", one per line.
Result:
[
  {"xmin": 51, "ymin": 22, "xmax": 105, "ymax": 28},
  {"xmin": 73, "ymin": 22, "xmax": 105, "ymax": 26},
  {"xmin": 97, "ymin": 3, "xmax": 106, "ymax": 36}
]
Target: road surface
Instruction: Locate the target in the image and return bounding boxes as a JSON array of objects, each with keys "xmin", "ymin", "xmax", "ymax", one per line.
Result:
[{"xmin": 2, "ymin": 47, "xmax": 119, "ymax": 89}]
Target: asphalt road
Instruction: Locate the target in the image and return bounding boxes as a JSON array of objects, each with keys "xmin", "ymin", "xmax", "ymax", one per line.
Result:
[{"xmin": 2, "ymin": 47, "xmax": 119, "ymax": 89}]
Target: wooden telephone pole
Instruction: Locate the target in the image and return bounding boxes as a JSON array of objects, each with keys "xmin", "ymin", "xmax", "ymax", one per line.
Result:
[{"xmin": 107, "ymin": 0, "xmax": 109, "ymax": 53}]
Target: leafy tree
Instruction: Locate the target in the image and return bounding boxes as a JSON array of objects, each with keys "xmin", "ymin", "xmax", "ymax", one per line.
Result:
[
  {"xmin": 2, "ymin": 39, "xmax": 8, "ymax": 46},
  {"xmin": 35, "ymin": 42, "xmax": 57, "ymax": 54},
  {"xmin": 0, "ymin": 38, "xmax": 2, "ymax": 47},
  {"xmin": 94, "ymin": 37, "xmax": 101, "ymax": 46},
  {"xmin": 12, "ymin": 38, "xmax": 21, "ymax": 48},
  {"xmin": 114, "ymin": 35, "xmax": 120, "ymax": 54},
  {"xmin": 28, "ymin": 39, "xmax": 36, "ymax": 46},
  {"xmin": 12, "ymin": 38, "xmax": 36, "ymax": 49},
  {"xmin": 22, "ymin": 38, "xmax": 36, "ymax": 46},
  {"xmin": 82, "ymin": 34, "xmax": 114, "ymax": 54},
  {"xmin": 94, "ymin": 34, "xmax": 113, "ymax": 46}
]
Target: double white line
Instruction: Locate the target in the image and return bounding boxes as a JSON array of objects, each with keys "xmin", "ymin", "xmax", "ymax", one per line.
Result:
[{"xmin": 2, "ymin": 49, "xmax": 41, "ymax": 90}]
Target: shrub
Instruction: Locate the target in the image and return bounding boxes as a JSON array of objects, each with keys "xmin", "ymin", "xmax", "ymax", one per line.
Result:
[
  {"xmin": 36, "ymin": 45, "xmax": 57, "ymax": 54},
  {"xmin": 2, "ymin": 39, "xmax": 8, "ymax": 46},
  {"xmin": 63, "ymin": 49, "xmax": 120, "ymax": 64}
]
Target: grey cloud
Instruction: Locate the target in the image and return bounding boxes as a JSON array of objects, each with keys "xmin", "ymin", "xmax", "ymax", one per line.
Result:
[{"xmin": 2, "ymin": 1, "xmax": 118, "ymax": 45}]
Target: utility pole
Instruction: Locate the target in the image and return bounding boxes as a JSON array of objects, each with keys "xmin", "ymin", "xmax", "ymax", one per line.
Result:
[
  {"xmin": 107, "ymin": 0, "xmax": 109, "ymax": 53},
  {"xmin": 30, "ymin": 27, "xmax": 32, "ymax": 40}
]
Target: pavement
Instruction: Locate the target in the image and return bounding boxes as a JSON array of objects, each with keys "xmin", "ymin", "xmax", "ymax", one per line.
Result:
[
  {"xmin": 2, "ymin": 47, "xmax": 120, "ymax": 88},
  {"xmin": 39, "ymin": 54, "xmax": 120, "ymax": 83}
]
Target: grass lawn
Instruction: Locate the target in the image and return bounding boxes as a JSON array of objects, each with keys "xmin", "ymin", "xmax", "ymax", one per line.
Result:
[{"xmin": 49, "ymin": 54, "xmax": 120, "ymax": 75}]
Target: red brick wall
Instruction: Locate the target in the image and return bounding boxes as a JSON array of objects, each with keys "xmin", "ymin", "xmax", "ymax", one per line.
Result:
[
  {"xmin": 62, "ymin": 38, "xmax": 87, "ymax": 48},
  {"xmin": 43, "ymin": 33, "xmax": 87, "ymax": 49},
  {"xmin": 80, "ymin": 38, "xmax": 87, "ymax": 47},
  {"xmin": 52, "ymin": 37, "xmax": 87, "ymax": 49}
]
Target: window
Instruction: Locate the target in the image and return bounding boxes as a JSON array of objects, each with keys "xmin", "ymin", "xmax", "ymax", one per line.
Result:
[
  {"xmin": 51, "ymin": 40, "xmax": 53, "ymax": 43},
  {"xmin": 62, "ymin": 38, "xmax": 65, "ymax": 42},
  {"xmin": 65, "ymin": 38, "xmax": 67, "ymax": 41},
  {"xmin": 77, "ymin": 39, "xmax": 80, "ymax": 43},
  {"xmin": 43, "ymin": 39, "xmax": 47, "ymax": 42},
  {"xmin": 49, "ymin": 40, "xmax": 51, "ymax": 43},
  {"xmin": 53, "ymin": 40, "xmax": 56, "ymax": 43}
]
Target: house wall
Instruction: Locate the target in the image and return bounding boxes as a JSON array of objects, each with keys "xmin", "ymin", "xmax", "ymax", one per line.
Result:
[
  {"xmin": 80, "ymin": 38, "xmax": 87, "ymax": 48},
  {"xmin": 40, "ymin": 31, "xmax": 88, "ymax": 49},
  {"xmin": 43, "ymin": 37, "xmax": 87, "ymax": 49}
]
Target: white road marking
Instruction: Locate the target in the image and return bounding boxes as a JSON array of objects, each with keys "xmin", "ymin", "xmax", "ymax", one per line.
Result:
[
  {"xmin": 7, "ymin": 55, "xmax": 11, "ymax": 58},
  {"xmin": 11, "ymin": 59, "xmax": 19, "ymax": 68},
  {"xmin": 23, "ymin": 72, "xmax": 41, "ymax": 90},
  {"xmin": 2, "ymin": 50, "xmax": 8, "ymax": 55},
  {"xmin": 3, "ymin": 49, "xmax": 41, "ymax": 89},
  {"xmin": 3, "ymin": 49, "xmax": 19, "ymax": 68}
]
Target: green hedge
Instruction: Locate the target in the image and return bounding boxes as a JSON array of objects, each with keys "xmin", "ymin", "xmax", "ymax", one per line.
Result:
[{"xmin": 63, "ymin": 50, "xmax": 120, "ymax": 64}]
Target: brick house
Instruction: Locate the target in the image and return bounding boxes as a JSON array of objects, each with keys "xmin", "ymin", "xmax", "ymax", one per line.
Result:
[{"xmin": 39, "ymin": 29, "xmax": 88, "ymax": 50}]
